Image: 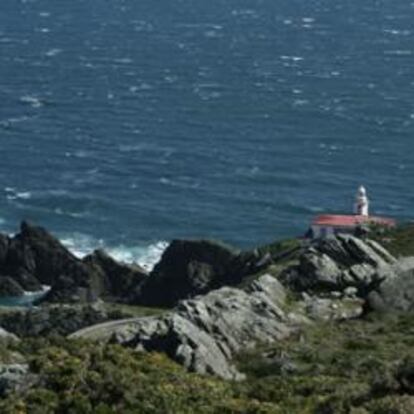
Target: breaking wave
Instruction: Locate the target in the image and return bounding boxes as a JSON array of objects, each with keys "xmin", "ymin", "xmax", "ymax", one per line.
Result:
[{"xmin": 60, "ymin": 234, "xmax": 168, "ymax": 271}]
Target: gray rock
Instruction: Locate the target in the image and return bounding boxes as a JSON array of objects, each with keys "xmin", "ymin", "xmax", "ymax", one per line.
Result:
[
  {"xmin": 178, "ymin": 282, "xmax": 290, "ymax": 356},
  {"xmin": 0, "ymin": 327, "xmax": 19, "ymax": 342},
  {"xmin": 344, "ymin": 286, "xmax": 358, "ymax": 297},
  {"xmin": 287, "ymin": 235, "xmax": 397, "ymax": 295},
  {"xmin": 299, "ymin": 250, "xmax": 342, "ymax": 288},
  {"xmin": 74, "ymin": 274, "xmax": 294, "ymax": 380},
  {"xmin": 0, "ymin": 364, "xmax": 29, "ymax": 396},
  {"xmin": 246, "ymin": 274, "xmax": 287, "ymax": 306},
  {"xmin": 365, "ymin": 240, "xmax": 398, "ymax": 265},
  {"xmin": 368, "ymin": 268, "xmax": 414, "ymax": 312},
  {"xmin": 304, "ymin": 297, "xmax": 364, "ymax": 321},
  {"xmin": 337, "ymin": 234, "xmax": 391, "ymax": 267}
]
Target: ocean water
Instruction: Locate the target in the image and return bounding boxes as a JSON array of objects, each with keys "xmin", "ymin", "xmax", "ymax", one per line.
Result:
[
  {"xmin": 0, "ymin": 286, "xmax": 50, "ymax": 307},
  {"xmin": 0, "ymin": 0, "xmax": 413, "ymax": 266}
]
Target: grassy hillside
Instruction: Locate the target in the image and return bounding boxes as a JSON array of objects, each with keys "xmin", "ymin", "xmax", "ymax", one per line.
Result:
[
  {"xmin": 1, "ymin": 311, "xmax": 414, "ymax": 413},
  {"xmin": 371, "ymin": 224, "xmax": 414, "ymax": 258}
]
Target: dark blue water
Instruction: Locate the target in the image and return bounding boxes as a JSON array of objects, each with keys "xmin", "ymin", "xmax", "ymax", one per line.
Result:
[{"xmin": 0, "ymin": 0, "xmax": 413, "ymax": 264}]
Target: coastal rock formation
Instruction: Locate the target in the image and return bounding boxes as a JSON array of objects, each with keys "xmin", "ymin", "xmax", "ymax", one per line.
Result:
[
  {"xmin": 83, "ymin": 249, "xmax": 148, "ymax": 302},
  {"xmin": 0, "ymin": 302, "xmax": 126, "ymax": 337},
  {"xmin": 0, "ymin": 277, "xmax": 25, "ymax": 297},
  {"xmin": 0, "ymin": 221, "xmax": 98, "ymax": 301},
  {"xmin": 0, "ymin": 222, "xmax": 147, "ymax": 303},
  {"xmin": 73, "ymin": 274, "xmax": 296, "ymax": 379},
  {"xmin": 69, "ymin": 235, "xmax": 413, "ymax": 379},
  {"xmin": 136, "ymin": 239, "xmax": 269, "ymax": 307},
  {"xmin": 11, "ymin": 269, "xmax": 42, "ymax": 293},
  {"xmin": 368, "ymin": 258, "xmax": 414, "ymax": 312},
  {"xmin": 283, "ymin": 234, "xmax": 398, "ymax": 296}
]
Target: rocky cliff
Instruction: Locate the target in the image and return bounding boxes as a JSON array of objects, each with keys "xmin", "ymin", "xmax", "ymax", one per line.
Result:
[
  {"xmin": 0, "ymin": 221, "xmax": 147, "ymax": 303},
  {"xmin": 70, "ymin": 232, "xmax": 414, "ymax": 380},
  {"xmin": 1, "ymin": 222, "xmax": 414, "ymax": 383},
  {"xmin": 1, "ymin": 223, "xmax": 414, "ymax": 413}
]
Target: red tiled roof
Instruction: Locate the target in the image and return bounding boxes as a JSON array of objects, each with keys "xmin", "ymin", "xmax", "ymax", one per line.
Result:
[{"xmin": 312, "ymin": 214, "xmax": 396, "ymax": 227}]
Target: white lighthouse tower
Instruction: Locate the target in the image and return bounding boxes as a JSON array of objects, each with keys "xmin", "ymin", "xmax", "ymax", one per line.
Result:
[{"xmin": 354, "ymin": 185, "xmax": 369, "ymax": 216}]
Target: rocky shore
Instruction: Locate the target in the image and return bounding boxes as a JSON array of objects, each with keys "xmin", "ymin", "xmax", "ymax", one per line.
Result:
[{"xmin": 0, "ymin": 221, "xmax": 414, "ymax": 413}]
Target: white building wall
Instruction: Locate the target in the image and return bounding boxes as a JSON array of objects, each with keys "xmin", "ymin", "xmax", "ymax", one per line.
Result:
[{"xmin": 311, "ymin": 225, "xmax": 354, "ymax": 239}]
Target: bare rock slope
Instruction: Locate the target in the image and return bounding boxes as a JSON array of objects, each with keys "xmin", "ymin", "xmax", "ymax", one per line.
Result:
[{"xmin": 72, "ymin": 274, "xmax": 295, "ymax": 380}]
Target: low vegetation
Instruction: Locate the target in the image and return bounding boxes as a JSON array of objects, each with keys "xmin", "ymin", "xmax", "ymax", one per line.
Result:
[
  {"xmin": 236, "ymin": 311, "xmax": 414, "ymax": 413},
  {"xmin": 256, "ymin": 238, "xmax": 302, "ymax": 263},
  {"xmin": 1, "ymin": 311, "xmax": 414, "ymax": 413},
  {"xmin": 101, "ymin": 303, "xmax": 166, "ymax": 318},
  {"xmin": 1, "ymin": 227, "xmax": 414, "ymax": 413},
  {"xmin": 370, "ymin": 223, "xmax": 414, "ymax": 257}
]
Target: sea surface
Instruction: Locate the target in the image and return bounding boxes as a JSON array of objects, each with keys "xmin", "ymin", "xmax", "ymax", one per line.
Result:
[{"xmin": 0, "ymin": 0, "xmax": 413, "ymax": 267}]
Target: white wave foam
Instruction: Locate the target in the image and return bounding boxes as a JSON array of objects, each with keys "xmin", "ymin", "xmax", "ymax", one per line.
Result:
[
  {"xmin": 20, "ymin": 95, "xmax": 43, "ymax": 108},
  {"xmin": 16, "ymin": 191, "xmax": 32, "ymax": 200},
  {"xmin": 0, "ymin": 116, "xmax": 31, "ymax": 128},
  {"xmin": 4, "ymin": 188, "xmax": 32, "ymax": 201},
  {"xmin": 54, "ymin": 208, "xmax": 87, "ymax": 219},
  {"xmin": 60, "ymin": 234, "xmax": 101, "ymax": 259},
  {"xmin": 23, "ymin": 285, "xmax": 51, "ymax": 297},
  {"xmin": 106, "ymin": 242, "xmax": 169, "ymax": 270},
  {"xmin": 61, "ymin": 234, "xmax": 168, "ymax": 271},
  {"xmin": 45, "ymin": 48, "xmax": 62, "ymax": 57}
]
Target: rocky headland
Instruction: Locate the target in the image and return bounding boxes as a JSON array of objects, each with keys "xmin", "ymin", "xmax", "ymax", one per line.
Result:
[{"xmin": 0, "ymin": 221, "xmax": 414, "ymax": 413}]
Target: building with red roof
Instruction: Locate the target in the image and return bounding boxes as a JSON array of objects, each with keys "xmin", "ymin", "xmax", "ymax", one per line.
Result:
[{"xmin": 310, "ymin": 186, "xmax": 396, "ymax": 239}]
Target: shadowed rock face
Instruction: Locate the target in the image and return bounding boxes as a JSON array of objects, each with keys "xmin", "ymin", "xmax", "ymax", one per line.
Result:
[
  {"xmin": 0, "ymin": 222, "xmax": 147, "ymax": 303},
  {"xmin": 83, "ymin": 249, "xmax": 148, "ymax": 302},
  {"xmin": 0, "ymin": 221, "xmax": 97, "ymax": 301},
  {"xmin": 0, "ymin": 277, "xmax": 25, "ymax": 297},
  {"xmin": 136, "ymin": 239, "xmax": 269, "ymax": 307},
  {"xmin": 0, "ymin": 235, "xmax": 9, "ymax": 265}
]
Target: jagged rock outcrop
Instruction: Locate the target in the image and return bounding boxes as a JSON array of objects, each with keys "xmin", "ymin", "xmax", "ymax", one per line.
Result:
[
  {"xmin": 0, "ymin": 277, "xmax": 25, "ymax": 297},
  {"xmin": 0, "ymin": 221, "xmax": 101, "ymax": 302},
  {"xmin": 0, "ymin": 222, "xmax": 146, "ymax": 303},
  {"xmin": 283, "ymin": 234, "xmax": 398, "ymax": 296},
  {"xmin": 73, "ymin": 274, "xmax": 296, "ymax": 379},
  {"xmin": 83, "ymin": 249, "xmax": 148, "ymax": 302},
  {"xmin": 0, "ymin": 223, "xmax": 277, "ymax": 307},
  {"xmin": 136, "ymin": 239, "xmax": 270, "ymax": 307},
  {"xmin": 368, "ymin": 258, "xmax": 414, "ymax": 312}
]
